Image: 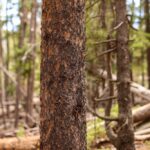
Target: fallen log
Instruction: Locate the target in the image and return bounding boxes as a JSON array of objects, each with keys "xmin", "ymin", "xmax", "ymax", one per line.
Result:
[
  {"xmin": 97, "ymin": 69, "xmax": 150, "ymax": 102},
  {"xmin": 135, "ymin": 134, "xmax": 150, "ymax": 141},
  {"xmin": 133, "ymin": 103, "xmax": 150, "ymax": 123},
  {"xmin": 0, "ymin": 135, "xmax": 39, "ymax": 150},
  {"xmin": 135, "ymin": 128, "xmax": 150, "ymax": 135},
  {"xmin": 87, "ymin": 66, "xmax": 150, "ymax": 103}
]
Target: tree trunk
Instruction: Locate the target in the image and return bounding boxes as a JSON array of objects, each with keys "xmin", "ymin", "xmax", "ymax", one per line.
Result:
[
  {"xmin": 5, "ymin": 0, "xmax": 10, "ymax": 118},
  {"xmin": 40, "ymin": 0, "xmax": 86, "ymax": 150},
  {"xmin": 26, "ymin": 0, "xmax": 37, "ymax": 127},
  {"xmin": 116, "ymin": 0, "xmax": 135, "ymax": 150},
  {"xmin": 15, "ymin": 0, "xmax": 27, "ymax": 128},
  {"xmin": 0, "ymin": 19, "xmax": 6, "ymax": 128},
  {"xmin": 145, "ymin": 0, "xmax": 150, "ymax": 89}
]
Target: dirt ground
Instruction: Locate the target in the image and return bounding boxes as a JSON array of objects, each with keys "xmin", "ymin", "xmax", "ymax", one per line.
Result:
[{"xmin": 91, "ymin": 139, "xmax": 150, "ymax": 150}]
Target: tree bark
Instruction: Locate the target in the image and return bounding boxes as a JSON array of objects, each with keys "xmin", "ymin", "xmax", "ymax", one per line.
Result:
[
  {"xmin": 40, "ymin": 0, "xmax": 86, "ymax": 150},
  {"xmin": 116, "ymin": 0, "xmax": 135, "ymax": 149}
]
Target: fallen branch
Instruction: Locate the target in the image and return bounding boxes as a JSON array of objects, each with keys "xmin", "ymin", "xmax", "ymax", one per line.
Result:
[
  {"xmin": 0, "ymin": 65, "xmax": 26, "ymax": 98},
  {"xmin": 95, "ymin": 96, "xmax": 117, "ymax": 102}
]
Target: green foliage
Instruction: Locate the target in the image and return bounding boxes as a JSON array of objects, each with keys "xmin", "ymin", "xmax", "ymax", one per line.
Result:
[
  {"xmin": 87, "ymin": 118, "xmax": 106, "ymax": 149},
  {"xmin": 16, "ymin": 124, "xmax": 25, "ymax": 137}
]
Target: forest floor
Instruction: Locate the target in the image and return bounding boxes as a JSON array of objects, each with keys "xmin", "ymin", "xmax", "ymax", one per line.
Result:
[
  {"xmin": 87, "ymin": 113, "xmax": 150, "ymax": 150},
  {"xmin": 0, "ymin": 108, "xmax": 150, "ymax": 149},
  {"xmin": 90, "ymin": 138, "xmax": 150, "ymax": 150}
]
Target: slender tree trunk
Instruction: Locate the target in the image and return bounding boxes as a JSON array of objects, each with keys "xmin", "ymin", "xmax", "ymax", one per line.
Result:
[
  {"xmin": 100, "ymin": 0, "xmax": 106, "ymax": 28},
  {"xmin": 40, "ymin": 0, "xmax": 86, "ymax": 149},
  {"xmin": 116, "ymin": 0, "xmax": 135, "ymax": 150},
  {"xmin": 5, "ymin": 0, "xmax": 10, "ymax": 118},
  {"xmin": 145, "ymin": 0, "xmax": 150, "ymax": 88},
  {"xmin": 26, "ymin": 0, "xmax": 37, "ymax": 126},
  {"xmin": 0, "ymin": 20, "xmax": 6, "ymax": 128},
  {"xmin": 15, "ymin": 0, "xmax": 27, "ymax": 128}
]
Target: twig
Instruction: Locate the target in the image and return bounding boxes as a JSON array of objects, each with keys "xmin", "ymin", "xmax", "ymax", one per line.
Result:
[
  {"xmin": 86, "ymin": 0, "xmax": 99, "ymax": 11},
  {"xmin": 98, "ymin": 48, "xmax": 116, "ymax": 57},
  {"xmin": 95, "ymin": 96, "xmax": 117, "ymax": 102},
  {"xmin": 93, "ymin": 39, "xmax": 116, "ymax": 45},
  {"xmin": 109, "ymin": 21, "xmax": 124, "ymax": 34},
  {"xmin": 126, "ymin": 15, "xmax": 138, "ymax": 31},
  {"xmin": 0, "ymin": 65, "xmax": 26, "ymax": 97}
]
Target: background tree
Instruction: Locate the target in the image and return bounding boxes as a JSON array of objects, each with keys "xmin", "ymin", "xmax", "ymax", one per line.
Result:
[
  {"xmin": 145, "ymin": 0, "xmax": 150, "ymax": 88},
  {"xmin": 116, "ymin": 0, "xmax": 135, "ymax": 149}
]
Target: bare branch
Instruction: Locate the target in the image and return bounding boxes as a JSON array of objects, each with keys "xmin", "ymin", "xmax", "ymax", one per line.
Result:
[
  {"xmin": 98, "ymin": 48, "xmax": 116, "ymax": 57},
  {"xmin": 93, "ymin": 39, "xmax": 116, "ymax": 45},
  {"xmin": 109, "ymin": 21, "xmax": 124, "ymax": 34},
  {"xmin": 0, "ymin": 65, "xmax": 26, "ymax": 98},
  {"xmin": 86, "ymin": 105, "xmax": 119, "ymax": 121},
  {"xmin": 86, "ymin": 0, "xmax": 99, "ymax": 11},
  {"xmin": 95, "ymin": 96, "xmax": 117, "ymax": 102}
]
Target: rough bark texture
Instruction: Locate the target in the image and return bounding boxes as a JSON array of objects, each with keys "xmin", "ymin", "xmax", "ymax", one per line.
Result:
[
  {"xmin": 116, "ymin": 0, "xmax": 135, "ymax": 150},
  {"xmin": 40, "ymin": 0, "xmax": 86, "ymax": 150}
]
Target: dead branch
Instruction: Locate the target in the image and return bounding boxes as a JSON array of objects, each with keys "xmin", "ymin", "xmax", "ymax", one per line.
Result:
[
  {"xmin": 95, "ymin": 96, "xmax": 117, "ymax": 102},
  {"xmin": 0, "ymin": 65, "xmax": 26, "ymax": 98},
  {"xmin": 98, "ymin": 48, "xmax": 116, "ymax": 57},
  {"xmin": 93, "ymin": 39, "xmax": 116, "ymax": 45},
  {"xmin": 86, "ymin": 105, "xmax": 118, "ymax": 121},
  {"xmin": 109, "ymin": 21, "xmax": 124, "ymax": 34}
]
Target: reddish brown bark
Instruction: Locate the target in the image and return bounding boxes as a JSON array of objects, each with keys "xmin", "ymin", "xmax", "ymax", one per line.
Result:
[{"xmin": 40, "ymin": 0, "xmax": 86, "ymax": 149}]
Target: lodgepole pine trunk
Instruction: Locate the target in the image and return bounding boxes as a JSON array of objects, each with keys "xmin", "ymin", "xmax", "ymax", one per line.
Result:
[
  {"xmin": 40, "ymin": 0, "xmax": 86, "ymax": 150},
  {"xmin": 116, "ymin": 0, "xmax": 135, "ymax": 150},
  {"xmin": 0, "ymin": 19, "xmax": 6, "ymax": 128},
  {"xmin": 15, "ymin": 0, "xmax": 27, "ymax": 128},
  {"xmin": 26, "ymin": 0, "xmax": 37, "ymax": 126}
]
